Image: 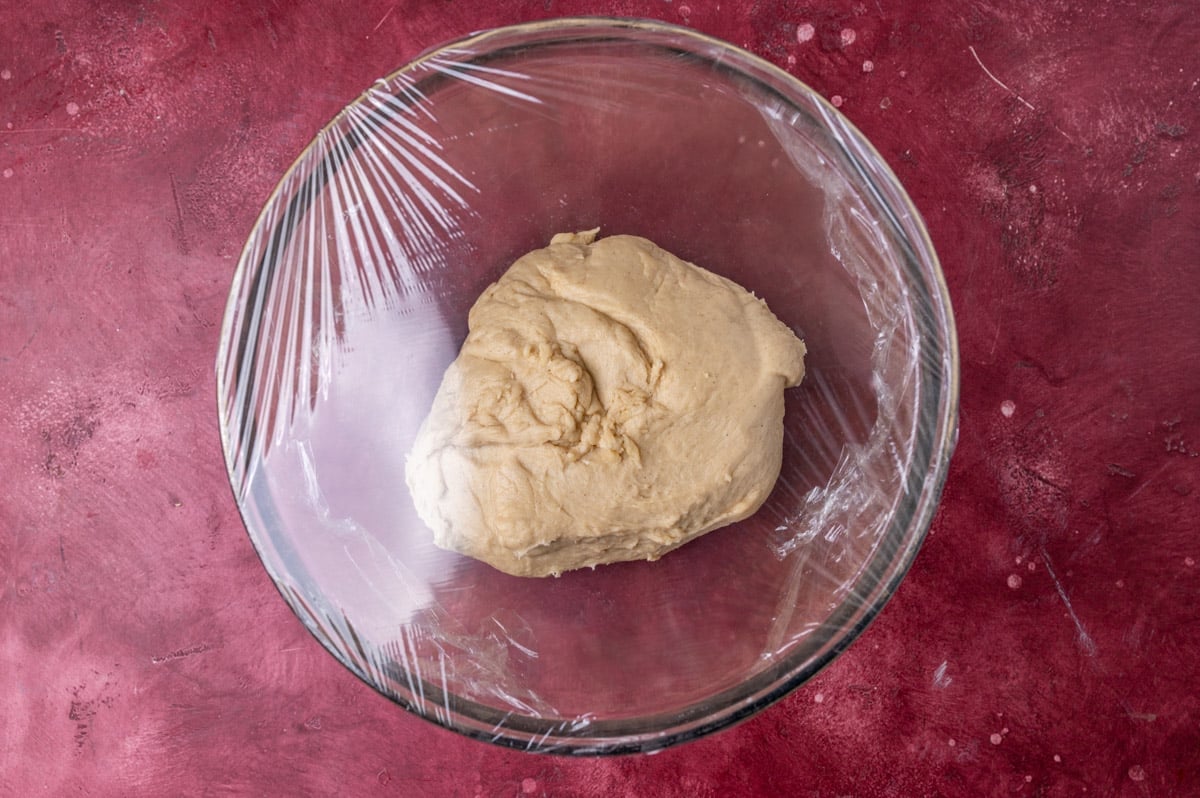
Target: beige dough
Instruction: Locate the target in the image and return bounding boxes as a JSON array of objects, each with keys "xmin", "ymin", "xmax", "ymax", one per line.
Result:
[{"xmin": 405, "ymin": 230, "xmax": 806, "ymax": 577}]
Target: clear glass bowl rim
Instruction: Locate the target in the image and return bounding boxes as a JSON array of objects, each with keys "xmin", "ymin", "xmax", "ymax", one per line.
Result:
[{"xmin": 216, "ymin": 15, "xmax": 961, "ymax": 755}]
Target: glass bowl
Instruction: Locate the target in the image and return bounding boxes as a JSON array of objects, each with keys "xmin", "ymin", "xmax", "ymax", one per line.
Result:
[{"xmin": 216, "ymin": 17, "xmax": 958, "ymax": 754}]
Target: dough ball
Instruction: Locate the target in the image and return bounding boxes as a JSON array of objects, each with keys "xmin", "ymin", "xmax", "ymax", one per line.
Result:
[{"xmin": 405, "ymin": 230, "xmax": 806, "ymax": 577}]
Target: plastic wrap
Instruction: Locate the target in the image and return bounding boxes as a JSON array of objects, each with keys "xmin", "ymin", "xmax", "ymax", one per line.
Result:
[{"xmin": 216, "ymin": 18, "xmax": 958, "ymax": 754}]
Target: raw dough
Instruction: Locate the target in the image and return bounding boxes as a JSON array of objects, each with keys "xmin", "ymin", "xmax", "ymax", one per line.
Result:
[{"xmin": 405, "ymin": 230, "xmax": 806, "ymax": 577}]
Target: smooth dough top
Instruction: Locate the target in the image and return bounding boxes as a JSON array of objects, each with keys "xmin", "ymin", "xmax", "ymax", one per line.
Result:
[{"xmin": 405, "ymin": 230, "xmax": 806, "ymax": 577}]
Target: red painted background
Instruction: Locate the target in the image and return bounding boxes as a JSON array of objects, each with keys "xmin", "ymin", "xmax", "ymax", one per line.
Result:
[{"xmin": 2, "ymin": 1, "xmax": 1198, "ymax": 795}]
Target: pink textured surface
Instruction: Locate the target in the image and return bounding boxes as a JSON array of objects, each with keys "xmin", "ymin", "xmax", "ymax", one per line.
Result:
[{"xmin": 1, "ymin": 1, "xmax": 1197, "ymax": 795}]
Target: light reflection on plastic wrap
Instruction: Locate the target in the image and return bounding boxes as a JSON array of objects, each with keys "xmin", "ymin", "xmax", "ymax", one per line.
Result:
[{"xmin": 217, "ymin": 18, "xmax": 957, "ymax": 754}]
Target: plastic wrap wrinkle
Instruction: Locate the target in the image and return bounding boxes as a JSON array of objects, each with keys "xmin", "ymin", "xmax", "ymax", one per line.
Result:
[
  {"xmin": 755, "ymin": 107, "xmax": 923, "ymax": 654},
  {"xmin": 428, "ymin": 57, "xmax": 544, "ymax": 105},
  {"xmin": 431, "ymin": 43, "xmax": 708, "ymax": 118},
  {"xmin": 761, "ymin": 554, "xmax": 813, "ymax": 655},
  {"xmin": 282, "ymin": 438, "xmax": 559, "ymax": 719},
  {"xmin": 223, "ymin": 70, "xmax": 489, "ymax": 499}
]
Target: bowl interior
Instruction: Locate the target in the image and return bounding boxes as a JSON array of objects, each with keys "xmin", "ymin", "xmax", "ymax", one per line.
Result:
[{"xmin": 218, "ymin": 18, "xmax": 955, "ymax": 753}]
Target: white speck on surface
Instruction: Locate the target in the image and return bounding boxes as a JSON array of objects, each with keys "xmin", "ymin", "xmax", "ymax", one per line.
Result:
[
  {"xmin": 863, "ymin": 60, "xmax": 874, "ymax": 72},
  {"xmin": 1, "ymin": 68, "xmax": 11, "ymax": 80},
  {"xmin": 948, "ymin": 738, "xmax": 956, "ymax": 747},
  {"xmin": 1029, "ymin": 184, "xmax": 1038, "ymax": 193},
  {"xmin": 1002, "ymin": 727, "xmax": 1009, "ymax": 734},
  {"xmin": 1016, "ymin": 556, "xmax": 1023, "ymax": 564},
  {"xmin": 814, "ymin": 692, "xmax": 825, "ymax": 703},
  {"xmin": 831, "ymin": 95, "xmax": 844, "ymax": 107},
  {"xmin": 990, "ymin": 733, "xmax": 1003, "ymax": 745},
  {"xmin": 899, "ymin": 69, "xmax": 907, "ymax": 78},
  {"xmin": 796, "ymin": 22, "xmax": 815, "ymax": 43},
  {"xmin": 1186, "ymin": 557, "xmax": 1195, "ymax": 567},
  {"xmin": 66, "ymin": 101, "xmax": 80, "ymax": 116},
  {"xmin": 1007, "ymin": 574, "xmax": 1023, "ymax": 589},
  {"xmin": 933, "ymin": 660, "xmax": 952, "ymax": 688},
  {"xmin": 1025, "ymin": 775, "xmax": 1033, "ymax": 783},
  {"xmin": 1116, "ymin": 579, "xmax": 1125, "ymax": 588},
  {"xmin": 522, "ymin": 777, "xmax": 538, "ymax": 794},
  {"xmin": 787, "ymin": 54, "xmax": 796, "ymax": 67},
  {"xmin": 840, "ymin": 28, "xmax": 857, "ymax": 46},
  {"xmin": 879, "ymin": 96, "xmax": 892, "ymax": 109},
  {"xmin": 678, "ymin": 3, "xmax": 691, "ymax": 16},
  {"xmin": 1128, "ymin": 765, "xmax": 1146, "ymax": 782},
  {"xmin": 1028, "ymin": 560, "xmax": 1036, "ymax": 572},
  {"xmin": 1001, "ymin": 399, "xmax": 1016, "ymax": 417},
  {"xmin": 2, "ymin": 168, "xmax": 12, "ymax": 179},
  {"xmin": 1054, "ymin": 754, "xmax": 1062, "ymax": 763}
]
